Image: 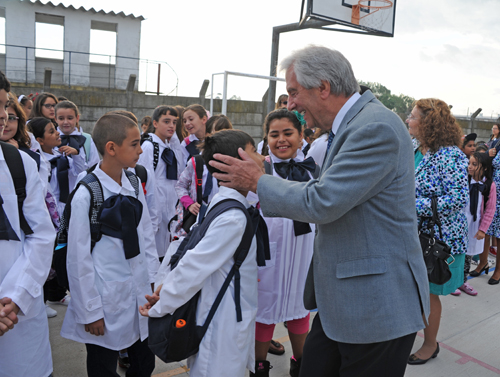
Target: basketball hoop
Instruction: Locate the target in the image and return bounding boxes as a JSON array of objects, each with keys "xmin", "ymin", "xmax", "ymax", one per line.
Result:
[{"xmin": 351, "ymin": 0, "xmax": 393, "ymax": 29}]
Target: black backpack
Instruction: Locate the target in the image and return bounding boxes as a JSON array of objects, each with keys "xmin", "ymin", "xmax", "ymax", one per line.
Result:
[
  {"xmin": 148, "ymin": 199, "xmax": 260, "ymax": 363},
  {"xmin": 54, "ymin": 169, "xmax": 140, "ymax": 290},
  {"xmin": 0, "ymin": 141, "xmax": 33, "ymax": 236}
]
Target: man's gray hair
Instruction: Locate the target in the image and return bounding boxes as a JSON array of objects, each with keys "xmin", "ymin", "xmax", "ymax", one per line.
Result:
[{"xmin": 279, "ymin": 45, "xmax": 360, "ymax": 97}]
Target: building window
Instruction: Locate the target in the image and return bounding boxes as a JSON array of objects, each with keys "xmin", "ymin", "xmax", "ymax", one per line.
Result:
[
  {"xmin": 0, "ymin": 8, "xmax": 5, "ymax": 54},
  {"xmin": 35, "ymin": 13, "xmax": 64, "ymax": 60},
  {"xmin": 90, "ymin": 21, "xmax": 117, "ymax": 65}
]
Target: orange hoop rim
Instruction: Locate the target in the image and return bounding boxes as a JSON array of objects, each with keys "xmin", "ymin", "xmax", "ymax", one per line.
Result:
[{"xmin": 357, "ymin": 0, "xmax": 393, "ymax": 10}]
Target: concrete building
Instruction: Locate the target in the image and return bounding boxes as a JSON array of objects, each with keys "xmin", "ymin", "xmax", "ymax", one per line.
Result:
[{"xmin": 0, "ymin": 0, "xmax": 143, "ymax": 90}]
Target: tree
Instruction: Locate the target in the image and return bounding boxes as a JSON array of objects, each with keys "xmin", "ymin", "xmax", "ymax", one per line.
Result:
[{"xmin": 358, "ymin": 81, "xmax": 415, "ymax": 115}]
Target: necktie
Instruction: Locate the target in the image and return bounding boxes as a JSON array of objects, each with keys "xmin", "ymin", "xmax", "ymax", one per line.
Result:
[
  {"xmin": 60, "ymin": 134, "xmax": 86, "ymax": 151},
  {"xmin": 98, "ymin": 194, "xmax": 143, "ymax": 260},
  {"xmin": 161, "ymin": 148, "xmax": 178, "ymax": 180},
  {"xmin": 185, "ymin": 140, "xmax": 200, "ymax": 161},
  {"xmin": 50, "ymin": 156, "xmax": 70, "ymax": 203},
  {"xmin": 247, "ymin": 206, "xmax": 271, "ymax": 267},
  {"xmin": 326, "ymin": 130, "xmax": 335, "ymax": 153},
  {"xmin": 272, "ymin": 157, "xmax": 316, "ymax": 236},
  {"xmin": 470, "ymin": 182, "xmax": 485, "ymax": 222},
  {"xmin": 0, "ymin": 192, "xmax": 20, "ymax": 241}
]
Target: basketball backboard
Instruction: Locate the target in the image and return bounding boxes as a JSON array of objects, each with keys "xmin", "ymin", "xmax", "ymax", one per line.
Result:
[{"xmin": 300, "ymin": 0, "xmax": 397, "ymax": 37}]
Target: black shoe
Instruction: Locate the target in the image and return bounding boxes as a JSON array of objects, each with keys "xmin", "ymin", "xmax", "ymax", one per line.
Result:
[
  {"xmin": 250, "ymin": 360, "xmax": 273, "ymax": 377},
  {"xmin": 469, "ymin": 262, "xmax": 489, "ymax": 277},
  {"xmin": 408, "ymin": 343, "xmax": 439, "ymax": 365},
  {"xmin": 268, "ymin": 339, "xmax": 285, "ymax": 355},
  {"xmin": 118, "ymin": 355, "xmax": 130, "ymax": 369},
  {"xmin": 290, "ymin": 356, "xmax": 302, "ymax": 377},
  {"xmin": 488, "ymin": 277, "xmax": 500, "ymax": 285}
]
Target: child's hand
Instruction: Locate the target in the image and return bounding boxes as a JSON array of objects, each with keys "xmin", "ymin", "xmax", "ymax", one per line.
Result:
[
  {"xmin": 85, "ymin": 318, "xmax": 105, "ymax": 336},
  {"xmin": 139, "ymin": 303, "xmax": 151, "ymax": 317},
  {"xmin": 475, "ymin": 230, "xmax": 486, "ymax": 240},
  {"xmin": 59, "ymin": 146, "xmax": 79, "ymax": 155},
  {"xmin": 0, "ymin": 298, "xmax": 19, "ymax": 336},
  {"xmin": 188, "ymin": 203, "xmax": 201, "ymax": 215}
]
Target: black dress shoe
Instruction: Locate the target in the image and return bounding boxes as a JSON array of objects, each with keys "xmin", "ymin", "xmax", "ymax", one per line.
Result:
[
  {"xmin": 488, "ymin": 277, "xmax": 500, "ymax": 285},
  {"xmin": 408, "ymin": 343, "xmax": 440, "ymax": 365},
  {"xmin": 469, "ymin": 262, "xmax": 489, "ymax": 277}
]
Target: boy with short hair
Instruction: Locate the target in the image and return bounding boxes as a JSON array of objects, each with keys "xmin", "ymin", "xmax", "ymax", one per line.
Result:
[
  {"xmin": 0, "ymin": 71, "xmax": 56, "ymax": 376},
  {"xmin": 140, "ymin": 129, "xmax": 265, "ymax": 377},
  {"xmin": 60, "ymin": 114, "xmax": 160, "ymax": 377},
  {"xmin": 138, "ymin": 105, "xmax": 185, "ymax": 260}
]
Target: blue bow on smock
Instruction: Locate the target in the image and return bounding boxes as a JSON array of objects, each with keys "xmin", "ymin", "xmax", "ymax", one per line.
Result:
[{"xmin": 97, "ymin": 194, "xmax": 143, "ymax": 260}]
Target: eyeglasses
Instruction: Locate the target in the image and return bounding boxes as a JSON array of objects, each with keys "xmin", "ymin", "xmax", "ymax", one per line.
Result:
[
  {"xmin": 7, "ymin": 115, "xmax": 19, "ymax": 123},
  {"xmin": 407, "ymin": 114, "xmax": 419, "ymax": 121},
  {"xmin": 43, "ymin": 104, "xmax": 56, "ymax": 109},
  {"xmin": 281, "ymin": 101, "xmax": 288, "ymax": 105}
]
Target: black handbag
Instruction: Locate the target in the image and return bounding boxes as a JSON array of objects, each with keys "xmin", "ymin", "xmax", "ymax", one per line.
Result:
[{"xmin": 418, "ymin": 197, "xmax": 454, "ymax": 285}]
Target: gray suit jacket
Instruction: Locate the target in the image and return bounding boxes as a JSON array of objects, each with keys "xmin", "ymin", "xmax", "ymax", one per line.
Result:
[{"xmin": 257, "ymin": 91, "xmax": 430, "ymax": 344}]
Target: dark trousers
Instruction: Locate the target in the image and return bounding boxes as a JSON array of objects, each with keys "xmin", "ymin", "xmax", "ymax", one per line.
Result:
[
  {"xmin": 299, "ymin": 314, "xmax": 416, "ymax": 377},
  {"xmin": 43, "ymin": 277, "xmax": 67, "ymax": 302},
  {"xmin": 85, "ymin": 338, "xmax": 155, "ymax": 377}
]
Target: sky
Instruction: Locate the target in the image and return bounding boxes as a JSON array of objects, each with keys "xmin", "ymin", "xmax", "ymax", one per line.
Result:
[{"xmin": 28, "ymin": 0, "xmax": 500, "ymax": 117}]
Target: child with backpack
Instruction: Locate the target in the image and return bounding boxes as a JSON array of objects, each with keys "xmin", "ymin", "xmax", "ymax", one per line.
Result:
[
  {"xmin": 140, "ymin": 129, "xmax": 266, "ymax": 377},
  {"xmin": 60, "ymin": 113, "xmax": 160, "ymax": 377},
  {"xmin": 55, "ymin": 100, "xmax": 100, "ymax": 168},
  {"xmin": 0, "ymin": 71, "xmax": 56, "ymax": 377},
  {"xmin": 138, "ymin": 105, "xmax": 185, "ymax": 259}
]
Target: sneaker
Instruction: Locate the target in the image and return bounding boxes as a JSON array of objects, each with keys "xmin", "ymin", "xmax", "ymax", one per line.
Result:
[
  {"xmin": 450, "ymin": 289, "xmax": 461, "ymax": 296},
  {"xmin": 47, "ymin": 295, "xmax": 71, "ymax": 306},
  {"xmin": 459, "ymin": 282, "xmax": 478, "ymax": 296},
  {"xmin": 490, "ymin": 246, "xmax": 497, "ymax": 257},
  {"xmin": 45, "ymin": 305, "xmax": 57, "ymax": 318}
]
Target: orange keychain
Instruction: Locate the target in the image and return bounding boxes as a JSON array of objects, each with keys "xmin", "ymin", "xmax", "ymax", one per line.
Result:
[{"xmin": 175, "ymin": 319, "xmax": 186, "ymax": 328}]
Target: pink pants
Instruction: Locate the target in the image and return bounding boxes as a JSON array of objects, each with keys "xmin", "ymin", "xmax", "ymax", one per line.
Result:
[{"xmin": 255, "ymin": 313, "xmax": 310, "ymax": 342}]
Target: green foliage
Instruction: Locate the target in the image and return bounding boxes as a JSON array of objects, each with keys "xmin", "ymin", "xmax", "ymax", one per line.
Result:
[{"xmin": 358, "ymin": 81, "xmax": 415, "ymax": 114}]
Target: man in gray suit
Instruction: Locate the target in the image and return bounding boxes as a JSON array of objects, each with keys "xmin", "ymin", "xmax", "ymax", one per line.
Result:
[{"xmin": 209, "ymin": 45, "xmax": 430, "ymax": 377}]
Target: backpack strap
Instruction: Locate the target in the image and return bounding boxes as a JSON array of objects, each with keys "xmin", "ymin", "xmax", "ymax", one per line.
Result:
[
  {"xmin": 81, "ymin": 132, "xmax": 92, "ymax": 163},
  {"xmin": 192, "ymin": 156, "xmax": 203, "ymax": 205},
  {"xmin": 19, "ymin": 147, "xmax": 41, "ymax": 171},
  {"xmin": 133, "ymin": 164, "xmax": 148, "ymax": 185},
  {"xmin": 197, "ymin": 200, "xmax": 255, "ymax": 332},
  {"xmin": 125, "ymin": 170, "xmax": 140, "ymax": 198},
  {"xmin": 0, "ymin": 141, "xmax": 33, "ymax": 235}
]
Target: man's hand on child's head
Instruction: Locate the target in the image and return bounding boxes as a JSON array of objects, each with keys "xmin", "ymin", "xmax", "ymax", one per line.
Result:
[
  {"xmin": 0, "ymin": 297, "xmax": 19, "ymax": 336},
  {"xmin": 85, "ymin": 318, "xmax": 105, "ymax": 336}
]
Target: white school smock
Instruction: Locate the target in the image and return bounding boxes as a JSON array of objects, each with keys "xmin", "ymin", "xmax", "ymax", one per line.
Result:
[
  {"xmin": 43, "ymin": 148, "xmax": 86, "ymax": 216},
  {"xmin": 60, "ymin": 164, "xmax": 160, "ymax": 350},
  {"xmin": 128, "ymin": 165, "xmax": 159, "ymax": 234},
  {"xmin": 138, "ymin": 133, "xmax": 185, "ymax": 258},
  {"xmin": 0, "ymin": 147, "xmax": 55, "ymax": 377},
  {"xmin": 306, "ymin": 133, "xmax": 328, "ymax": 169},
  {"xmin": 256, "ymin": 153, "xmax": 315, "ymax": 324},
  {"xmin": 65, "ymin": 128, "xmax": 100, "ymax": 169},
  {"xmin": 149, "ymin": 186, "xmax": 258, "ymax": 376},
  {"xmin": 466, "ymin": 177, "xmax": 485, "ymax": 256}
]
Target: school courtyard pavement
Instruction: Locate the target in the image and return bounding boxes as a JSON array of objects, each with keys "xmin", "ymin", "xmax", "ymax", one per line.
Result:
[{"xmin": 48, "ymin": 258, "xmax": 500, "ymax": 376}]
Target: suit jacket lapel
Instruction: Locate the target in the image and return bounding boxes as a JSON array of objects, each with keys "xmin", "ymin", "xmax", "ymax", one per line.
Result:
[{"xmin": 321, "ymin": 91, "xmax": 377, "ymax": 175}]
